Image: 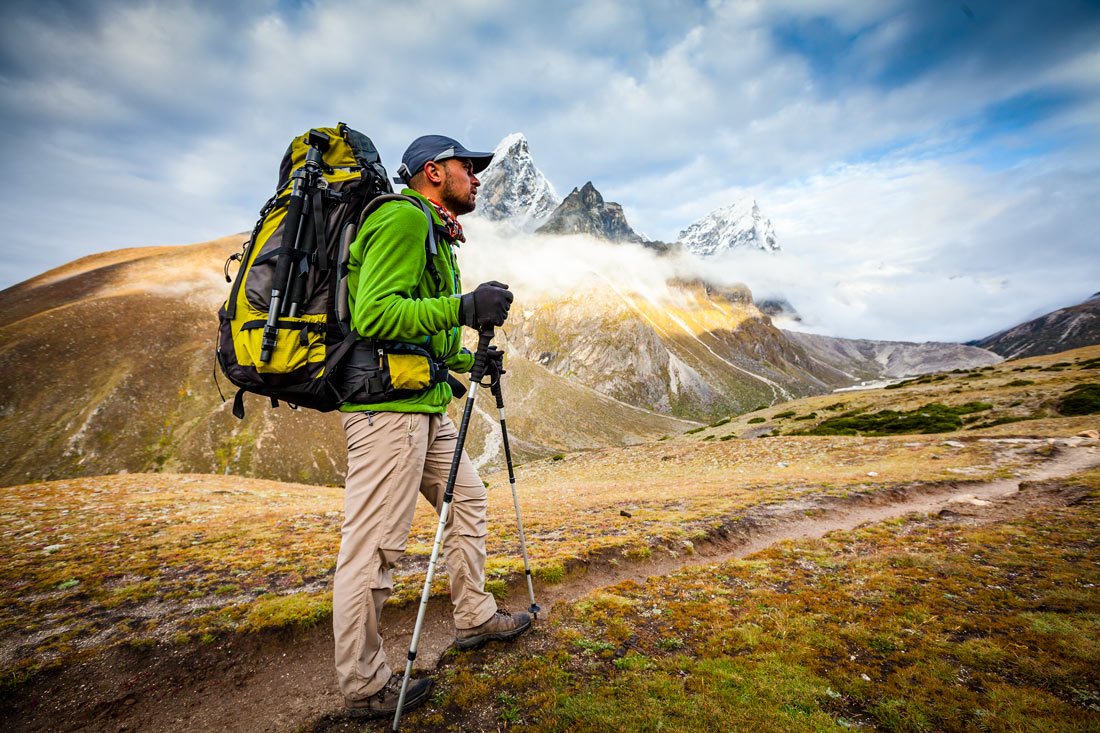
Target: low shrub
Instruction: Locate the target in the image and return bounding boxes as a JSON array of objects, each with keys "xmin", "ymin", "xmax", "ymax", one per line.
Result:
[
  {"xmin": 1059, "ymin": 383, "xmax": 1100, "ymax": 416},
  {"xmin": 795, "ymin": 402, "xmax": 993, "ymax": 436}
]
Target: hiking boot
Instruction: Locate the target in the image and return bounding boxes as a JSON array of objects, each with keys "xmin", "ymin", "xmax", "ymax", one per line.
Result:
[
  {"xmin": 345, "ymin": 672, "xmax": 433, "ymax": 719},
  {"xmin": 455, "ymin": 609, "xmax": 532, "ymax": 650}
]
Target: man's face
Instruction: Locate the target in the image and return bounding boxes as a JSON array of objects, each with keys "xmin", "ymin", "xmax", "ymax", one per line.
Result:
[{"xmin": 437, "ymin": 157, "xmax": 479, "ymax": 216}]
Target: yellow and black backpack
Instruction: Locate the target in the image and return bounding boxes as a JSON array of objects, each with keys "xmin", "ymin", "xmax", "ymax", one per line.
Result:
[{"xmin": 216, "ymin": 124, "xmax": 450, "ymax": 418}]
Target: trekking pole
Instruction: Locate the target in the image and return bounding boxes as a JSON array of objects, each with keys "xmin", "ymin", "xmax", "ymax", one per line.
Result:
[
  {"xmin": 259, "ymin": 130, "xmax": 328, "ymax": 362},
  {"xmin": 489, "ymin": 366, "xmax": 541, "ymax": 620},
  {"xmin": 393, "ymin": 326, "xmax": 495, "ymax": 732}
]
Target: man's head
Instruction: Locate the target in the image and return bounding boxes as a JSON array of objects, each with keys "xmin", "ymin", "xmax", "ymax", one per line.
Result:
[{"xmin": 395, "ymin": 135, "xmax": 493, "ymax": 216}]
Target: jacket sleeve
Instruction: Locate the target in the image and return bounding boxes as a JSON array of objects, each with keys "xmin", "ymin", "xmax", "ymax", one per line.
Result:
[
  {"xmin": 445, "ymin": 347, "xmax": 475, "ymax": 373},
  {"xmin": 349, "ymin": 202, "xmax": 463, "ymax": 341}
]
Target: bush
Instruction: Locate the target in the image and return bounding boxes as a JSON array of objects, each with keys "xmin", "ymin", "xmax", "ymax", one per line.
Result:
[
  {"xmin": 798, "ymin": 402, "xmax": 993, "ymax": 436},
  {"xmin": 747, "ymin": 417, "xmax": 766, "ymax": 424},
  {"xmin": 773, "ymin": 410, "xmax": 796, "ymax": 419},
  {"xmin": 1059, "ymin": 383, "xmax": 1100, "ymax": 416}
]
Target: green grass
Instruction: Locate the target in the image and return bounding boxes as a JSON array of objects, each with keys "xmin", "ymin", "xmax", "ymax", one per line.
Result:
[
  {"xmin": 792, "ymin": 402, "xmax": 993, "ymax": 436},
  {"xmin": 425, "ymin": 467, "xmax": 1100, "ymax": 732}
]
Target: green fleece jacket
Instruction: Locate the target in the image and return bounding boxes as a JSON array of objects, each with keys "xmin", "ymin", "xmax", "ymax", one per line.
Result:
[{"xmin": 340, "ymin": 188, "xmax": 474, "ymax": 413}]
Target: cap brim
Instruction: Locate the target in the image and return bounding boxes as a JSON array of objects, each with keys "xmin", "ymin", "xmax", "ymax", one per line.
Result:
[
  {"xmin": 469, "ymin": 153, "xmax": 493, "ymax": 174},
  {"xmin": 442, "ymin": 145, "xmax": 493, "ymax": 174}
]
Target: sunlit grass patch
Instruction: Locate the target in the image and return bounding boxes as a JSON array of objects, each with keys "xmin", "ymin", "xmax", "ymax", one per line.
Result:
[{"xmin": 241, "ymin": 591, "xmax": 332, "ymax": 631}]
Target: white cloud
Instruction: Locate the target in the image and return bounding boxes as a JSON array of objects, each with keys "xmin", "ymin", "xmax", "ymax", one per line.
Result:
[{"xmin": 0, "ymin": 0, "xmax": 1097, "ymax": 348}]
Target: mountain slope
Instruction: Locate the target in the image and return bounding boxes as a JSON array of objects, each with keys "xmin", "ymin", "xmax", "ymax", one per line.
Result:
[
  {"xmin": 501, "ymin": 280, "xmax": 844, "ymax": 421},
  {"xmin": 972, "ymin": 293, "xmax": 1100, "ymax": 360},
  {"xmin": 0, "ymin": 239, "xmax": 695, "ymax": 488}
]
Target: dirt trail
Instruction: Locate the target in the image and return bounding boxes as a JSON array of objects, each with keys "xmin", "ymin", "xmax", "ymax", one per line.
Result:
[{"xmin": 9, "ymin": 443, "xmax": 1099, "ymax": 733}]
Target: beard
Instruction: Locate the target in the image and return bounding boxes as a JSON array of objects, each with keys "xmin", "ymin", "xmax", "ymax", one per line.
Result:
[{"xmin": 440, "ymin": 174, "xmax": 476, "ymax": 216}]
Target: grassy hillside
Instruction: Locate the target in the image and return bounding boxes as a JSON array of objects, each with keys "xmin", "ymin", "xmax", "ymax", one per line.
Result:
[
  {"xmin": 0, "ymin": 239, "xmax": 693, "ymax": 488},
  {"xmin": 680, "ymin": 344, "xmax": 1100, "ymax": 443}
]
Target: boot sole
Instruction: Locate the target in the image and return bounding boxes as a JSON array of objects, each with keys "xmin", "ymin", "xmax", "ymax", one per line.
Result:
[
  {"xmin": 345, "ymin": 678, "xmax": 434, "ymax": 719},
  {"xmin": 454, "ymin": 617, "xmax": 532, "ymax": 650}
]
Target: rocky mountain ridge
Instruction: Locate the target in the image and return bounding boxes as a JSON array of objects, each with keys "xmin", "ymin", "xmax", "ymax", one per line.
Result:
[
  {"xmin": 534, "ymin": 181, "xmax": 648, "ymax": 244},
  {"xmin": 480, "ymin": 135, "xmax": 768, "ymax": 255},
  {"xmin": 971, "ymin": 292, "xmax": 1100, "ymax": 360}
]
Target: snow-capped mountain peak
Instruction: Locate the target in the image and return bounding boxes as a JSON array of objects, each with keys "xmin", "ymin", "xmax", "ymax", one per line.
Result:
[
  {"xmin": 473, "ymin": 133, "xmax": 560, "ymax": 225},
  {"xmin": 677, "ymin": 198, "xmax": 779, "ymax": 256}
]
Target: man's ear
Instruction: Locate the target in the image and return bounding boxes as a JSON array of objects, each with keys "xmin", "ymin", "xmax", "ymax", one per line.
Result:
[{"xmin": 423, "ymin": 160, "xmax": 445, "ymax": 185}]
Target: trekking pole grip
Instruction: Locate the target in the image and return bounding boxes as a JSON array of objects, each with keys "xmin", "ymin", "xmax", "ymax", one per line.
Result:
[{"xmin": 469, "ymin": 327, "xmax": 494, "ymax": 383}]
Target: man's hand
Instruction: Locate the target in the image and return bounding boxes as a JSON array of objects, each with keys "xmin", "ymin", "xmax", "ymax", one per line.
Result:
[{"xmin": 460, "ymin": 281, "xmax": 513, "ymax": 328}]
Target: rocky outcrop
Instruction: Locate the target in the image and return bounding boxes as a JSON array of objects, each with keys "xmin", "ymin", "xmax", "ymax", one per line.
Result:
[
  {"xmin": 535, "ymin": 182, "xmax": 647, "ymax": 244},
  {"xmin": 971, "ymin": 293, "xmax": 1100, "ymax": 360}
]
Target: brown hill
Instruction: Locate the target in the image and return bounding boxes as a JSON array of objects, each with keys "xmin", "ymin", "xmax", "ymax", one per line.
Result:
[{"xmin": 0, "ymin": 238, "xmax": 693, "ymax": 488}]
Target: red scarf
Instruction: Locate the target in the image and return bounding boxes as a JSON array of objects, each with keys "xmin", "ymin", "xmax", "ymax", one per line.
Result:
[{"xmin": 426, "ymin": 197, "xmax": 465, "ymax": 243}]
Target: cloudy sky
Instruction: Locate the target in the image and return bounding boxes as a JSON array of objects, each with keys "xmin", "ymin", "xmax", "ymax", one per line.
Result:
[{"xmin": 1, "ymin": 0, "xmax": 1097, "ymax": 342}]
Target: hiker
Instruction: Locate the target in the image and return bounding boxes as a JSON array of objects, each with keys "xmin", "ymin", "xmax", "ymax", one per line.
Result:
[{"xmin": 333, "ymin": 134, "xmax": 531, "ymax": 719}]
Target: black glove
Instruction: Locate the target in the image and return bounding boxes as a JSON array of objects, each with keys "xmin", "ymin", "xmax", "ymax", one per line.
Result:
[
  {"xmin": 460, "ymin": 281, "xmax": 513, "ymax": 328},
  {"xmin": 486, "ymin": 346, "xmax": 505, "ymax": 377}
]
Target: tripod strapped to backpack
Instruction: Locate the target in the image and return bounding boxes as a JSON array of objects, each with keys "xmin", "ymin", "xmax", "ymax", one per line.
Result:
[{"xmin": 259, "ymin": 129, "xmax": 331, "ymax": 362}]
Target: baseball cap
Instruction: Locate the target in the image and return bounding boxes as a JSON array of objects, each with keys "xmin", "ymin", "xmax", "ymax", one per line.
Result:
[{"xmin": 393, "ymin": 134, "xmax": 494, "ymax": 185}]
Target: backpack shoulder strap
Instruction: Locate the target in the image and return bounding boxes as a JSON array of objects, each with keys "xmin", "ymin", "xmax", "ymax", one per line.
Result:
[{"xmin": 341, "ymin": 195, "xmax": 444, "ymax": 328}]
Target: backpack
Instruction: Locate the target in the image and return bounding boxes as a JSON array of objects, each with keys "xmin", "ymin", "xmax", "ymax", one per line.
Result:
[{"xmin": 216, "ymin": 124, "xmax": 452, "ymax": 419}]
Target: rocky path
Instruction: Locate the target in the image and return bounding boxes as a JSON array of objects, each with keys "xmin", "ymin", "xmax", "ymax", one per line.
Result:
[{"xmin": 9, "ymin": 442, "xmax": 1099, "ymax": 733}]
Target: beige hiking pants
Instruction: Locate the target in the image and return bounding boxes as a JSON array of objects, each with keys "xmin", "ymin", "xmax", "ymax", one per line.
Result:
[{"xmin": 333, "ymin": 410, "xmax": 498, "ymax": 700}]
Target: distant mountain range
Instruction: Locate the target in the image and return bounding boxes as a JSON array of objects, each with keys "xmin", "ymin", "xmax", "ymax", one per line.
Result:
[
  {"xmin": 784, "ymin": 330, "xmax": 1002, "ymax": 383},
  {"xmin": 477, "ymin": 133, "xmax": 779, "ymax": 257},
  {"xmin": 971, "ymin": 293, "xmax": 1100, "ymax": 360}
]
